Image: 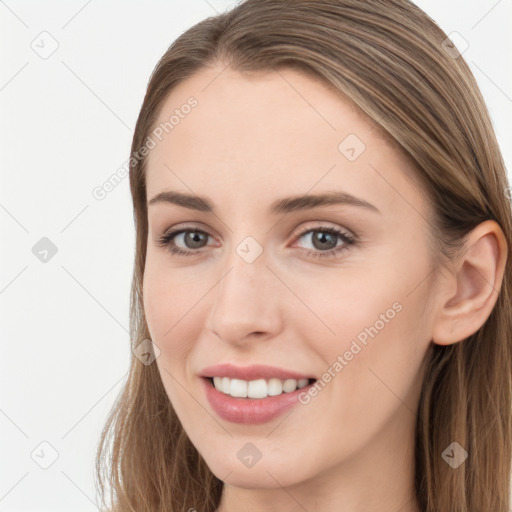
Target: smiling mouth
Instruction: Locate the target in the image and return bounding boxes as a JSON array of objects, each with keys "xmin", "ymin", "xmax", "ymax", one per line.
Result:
[{"xmin": 205, "ymin": 376, "xmax": 317, "ymax": 399}]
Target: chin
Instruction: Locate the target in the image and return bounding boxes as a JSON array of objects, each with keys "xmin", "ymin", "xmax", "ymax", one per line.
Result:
[{"xmin": 201, "ymin": 449, "xmax": 312, "ymax": 490}]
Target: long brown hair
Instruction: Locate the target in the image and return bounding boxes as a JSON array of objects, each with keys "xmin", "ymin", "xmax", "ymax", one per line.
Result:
[{"xmin": 95, "ymin": 1, "xmax": 512, "ymax": 510}]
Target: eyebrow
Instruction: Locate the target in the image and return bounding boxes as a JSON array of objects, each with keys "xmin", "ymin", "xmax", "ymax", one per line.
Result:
[{"xmin": 147, "ymin": 190, "xmax": 380, "ymax": 215}]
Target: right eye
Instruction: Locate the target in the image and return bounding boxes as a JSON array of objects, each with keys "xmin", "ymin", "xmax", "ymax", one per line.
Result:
[{"xmin": 157, "ymin": 227, "xmax": 214, "ymax": 256}]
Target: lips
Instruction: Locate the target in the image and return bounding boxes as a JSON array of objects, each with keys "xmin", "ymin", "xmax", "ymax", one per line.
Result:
[
  {"xmin": 200, "ymin": 363, "xmax": 316, "ymax": 381},
  {"xmin": 199, "ymin": 363, "xmax": 318, "ymax": 424},
  {"xmin": 201, "ymin": 376, "xmax": 316, "ymax": 424}
]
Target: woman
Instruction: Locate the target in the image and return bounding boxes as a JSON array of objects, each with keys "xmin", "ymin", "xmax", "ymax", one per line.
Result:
[{"xmin": 95, "ymin": 1, "xmax": 512, "ymax": 510}]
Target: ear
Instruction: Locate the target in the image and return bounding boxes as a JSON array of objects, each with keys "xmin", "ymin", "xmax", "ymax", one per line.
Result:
[{"xmin": 432, "ymin": 220, "xmax": 508, "ymax": 346}]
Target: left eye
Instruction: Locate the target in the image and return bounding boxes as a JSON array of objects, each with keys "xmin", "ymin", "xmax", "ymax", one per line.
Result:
[
  {"xmin": 297, "ymin": 227, "xmax": 354, "ymax": 253},
  {"xmin": 291, "ymin": 226, "xmax": 356, "ymax": 258},
  {"xmin": 156, "ymin": 225, "xmax": 356, "ymax": 259}
]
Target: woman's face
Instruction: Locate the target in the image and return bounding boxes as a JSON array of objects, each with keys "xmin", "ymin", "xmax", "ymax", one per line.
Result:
[{"xmin": 143, "ymin": 65, "xmax": 438, "ymax": 496}]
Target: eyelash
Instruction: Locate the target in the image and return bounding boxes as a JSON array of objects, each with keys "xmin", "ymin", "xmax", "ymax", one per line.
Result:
[{"xmin": 156, "ymin": 225, "xmax": 356, "ymax": 259}]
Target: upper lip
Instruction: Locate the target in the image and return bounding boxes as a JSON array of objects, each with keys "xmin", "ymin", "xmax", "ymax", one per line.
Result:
[{"xmin": 200, "ymin": 363, "xmax": 316, "ymax": 381}]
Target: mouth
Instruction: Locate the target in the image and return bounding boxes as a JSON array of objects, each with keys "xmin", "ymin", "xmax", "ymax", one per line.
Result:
[
  {"xmin": 204, "ymin": 376, "xmax": 317, "ymax": 399},
  {"xmin": 201, "ymin": 375, "xmax": 318, "ymax": 424}
]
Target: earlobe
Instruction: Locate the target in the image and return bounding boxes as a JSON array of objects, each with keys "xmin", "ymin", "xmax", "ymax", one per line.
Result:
[{"xmin": 432, "ymin": 220, "xmax": 508, "ymax": 346}]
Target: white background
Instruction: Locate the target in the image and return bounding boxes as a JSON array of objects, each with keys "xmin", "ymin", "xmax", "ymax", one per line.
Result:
[{"xmin": 1, "ymin": 0, "xmax": 511, "ymax": 510}]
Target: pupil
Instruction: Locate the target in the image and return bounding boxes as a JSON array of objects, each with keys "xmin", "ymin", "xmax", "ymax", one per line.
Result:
[
  {"xmin": 314, "ymin": 232, "xmax": 335, "ymax": 250},
  {"xmin": 186, "ymin": 231, "xmax": 205, "ymax": 249}
]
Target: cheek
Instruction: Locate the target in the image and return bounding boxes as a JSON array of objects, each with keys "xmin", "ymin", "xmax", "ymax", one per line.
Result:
[
  {"xmin": 142, "ymin": 260, "xmax": 208, "ymax": 382},
  {"xmin": 142, "ymin": 269, "xmax": 168, "ymax": 342},
  {"xmin": 297, "ymin": 288, "xmax": 429, "ymax": 462},
  {"xmin": 142, "ymin": 266, "xmax": 196, "ymax": 410},
  {"xmin": 310, "ymin": 259, "xmax": 431, "ymax": 394},
  {"xmin": 143, "ymin": 257, "xmax": 193, "ymax": 340},
  {"xmin": 292, "ymin": 269, "xmax": 405, "ymax": 357}
]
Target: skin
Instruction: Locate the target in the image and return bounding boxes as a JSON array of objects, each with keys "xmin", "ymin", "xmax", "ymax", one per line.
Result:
[{"xmin": 142, "ymin": 64, "xmax": 507, "ymax": 512}]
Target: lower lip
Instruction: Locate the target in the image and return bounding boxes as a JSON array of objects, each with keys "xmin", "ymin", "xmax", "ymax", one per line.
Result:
[{"xmin": 201, "ymin": 377, "xmax": 315, "ymax": 425}]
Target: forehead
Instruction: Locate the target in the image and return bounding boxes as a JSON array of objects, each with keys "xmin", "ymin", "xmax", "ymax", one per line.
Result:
[{"xmin": 144, "ymin": 65, "xmax": 424, "ymax": 217}]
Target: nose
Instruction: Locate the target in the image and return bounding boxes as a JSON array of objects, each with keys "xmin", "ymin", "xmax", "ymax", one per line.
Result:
[{"xmin": 205, "ymin": 251, "xmax": 283, "ymax": 347}]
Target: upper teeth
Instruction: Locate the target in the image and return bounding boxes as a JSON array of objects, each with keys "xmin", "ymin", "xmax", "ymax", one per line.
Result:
[{"xmin": 212, "ymin": 376, "xmax": 310, "ymax": 399}]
